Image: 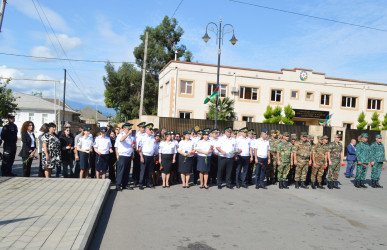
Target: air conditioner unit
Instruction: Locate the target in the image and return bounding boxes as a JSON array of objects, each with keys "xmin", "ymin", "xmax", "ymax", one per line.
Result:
[{"xmin": 231, "ymin": 87, "xmax": 238, "ymax": 93}]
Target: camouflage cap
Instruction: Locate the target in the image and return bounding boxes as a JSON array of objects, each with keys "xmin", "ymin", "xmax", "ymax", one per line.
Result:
[
  {"xmin": 270, "ymin": 130, "xmax": 276, "ymax": 134},
  {"xmin": 317, "ymin": 135, "xmax": 322, "ymax": 140},
  {"xmin": 375, "ymin": 134, "xmax": 382, "ymax": 139},
  {"xmin": 283, "ymin": 132, "xmax": 290, "ymax": 137},
  {"xmin": 361, "ymin": 133, "xmax": 368, "ymax": 138},
  {"xmin": 322, "ymin": 135, "xmax": 329, "ymax": 140},
  {"xmin": 307, "ymin": 135, "xmax": 314, "ymax": 140},
  {"xmin": 291, "ymin": 135, "xmax": 297, "ymax": 140},
  {"xmin": 300, "ymin": 132, "xmax": 308, "ymax": 137},
  {"xmin": 335, "ymin": 134, "xmax": 342, "ymax": 138}
]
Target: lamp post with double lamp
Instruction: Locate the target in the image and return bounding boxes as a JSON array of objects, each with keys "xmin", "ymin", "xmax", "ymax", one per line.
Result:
[{"xmin": 202, "ymin": 18, "xmax": 237, "ymax": 128}]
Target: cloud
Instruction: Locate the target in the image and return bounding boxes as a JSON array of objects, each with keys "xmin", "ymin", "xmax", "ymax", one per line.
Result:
[
  {"xmin": 0, "ymin": 65, "xmax": 25, "ymax": 79},
  {"xmin": 49, "ymin": 34, "xmax": 82, "ymax": 51},
  {"xmin": 30, "ymin": 46, "xmax": 54, "ymax": 60},
  {"xmin": 10, "ymin": 0, "xmax": 70, "ymax": 33}
]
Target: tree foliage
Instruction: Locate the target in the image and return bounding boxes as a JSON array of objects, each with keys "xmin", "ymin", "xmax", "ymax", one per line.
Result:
[
  {"xmin": 282, "ymin": 104, "xmax": 295, "ymax": 125},
  {"xmin": 0, "ymin": 79, "xmax": 18, "ymax": 126},
  {"xmin": 382, "ymin": 113, "xmax": 387, "ymax": 130},
  {"xmin": 207, "ymin": 97, "xmax": 236, "ymax": 121},
  {"xmin": 370, "ymin": 111, "xmax": 381, "ymax": 130},
  {"xmin": 357, "ymin": 111, "xmax": 367, "ymax": 130},
  {"xmin": 263, "ymin": 105, "xmax": 282, "ymax": 124}
]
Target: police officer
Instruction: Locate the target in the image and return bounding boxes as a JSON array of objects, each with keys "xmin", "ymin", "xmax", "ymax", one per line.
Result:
[
  {"xmin": 216, "ymin": 127, "xmax": 237, "ymax": 189},
  {"xmin": 277, "ymin": 132, "xmax": 293, "ymax": 189},
  {"xmin": 115, "ymin": 123, "xmax": 136, "ymax": 191},
  {"xmin": 370, "ymin": 134, "xmax": 385, "ymax": 188},
  {"xmin": 133, "ymin": 122, "xmax": 146, "ymax": 186},
  {"xmin": 311, "ymin": 136, "xmax": 328, "ymax": 189},
  {"xmin": 209, "ymin": 128, "xmax": 220, "ymax": 184},
  {"xmin": 1, "ymin": 114, "xmax": 18, "ymax": 176},
  {"xmin": 293, "ymin": 132, "xmax": 312, "ymax": 189},
  {"xmin": 355, "ymin": 133, "xmax": 371, "ymax": 188},
  {"xmin": 235, "ymin": 127, "xmax": 252, "ymax": 189},
  {"xmin": 138, "ymin": 123, "xmax": 156, "ymax": 190},
  {"xmin": 266, "ymin": 130, "xmax": 278, "ymax": 185},
  {"xmin": 327, "ymin": 134, "xmax": 344, "ymax": 189},
  {"xmin": 254, "ymin": 128, "xmax": 271, "ymax": 189}
]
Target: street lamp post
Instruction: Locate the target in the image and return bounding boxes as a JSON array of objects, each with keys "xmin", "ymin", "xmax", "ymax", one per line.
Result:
[{"xmin": 203, "ymin": 18, "xmax": 237, "ymax": 128}]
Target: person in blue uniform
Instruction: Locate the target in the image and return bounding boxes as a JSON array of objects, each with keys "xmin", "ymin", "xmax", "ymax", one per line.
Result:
[
  {"xmin": 115, "ymin": 123, "xmax": 136, "ymax": 191},
  {"xmin": 77, "ymin": 125, "xmax": 93, "ymax": 179},
  {"xmin": 209, "ymin": 129, "xmax": 220, "ymax": 185},
  {"xmin": 1, "ymin": 114, "xmax": 18, "ymax": 176},
  {"xmin": 138, "ymin": 123, "xmax": 156, "ymax": 190},
  {"xmin": 133, "ymin": 122, "xmax": 146, "ymax": 185},
  {"xmin": 235, "ymin": 127, "xmax": 252, "ymax": 189},
  {"xmin": 216, "ymin": 127, "xmax": 237, "ymax": 189}
]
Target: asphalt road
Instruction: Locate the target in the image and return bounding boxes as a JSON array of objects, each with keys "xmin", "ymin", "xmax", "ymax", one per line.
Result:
[{"xmin": 91, "ymin": 166, "xmax": 387, "ymax": 250}]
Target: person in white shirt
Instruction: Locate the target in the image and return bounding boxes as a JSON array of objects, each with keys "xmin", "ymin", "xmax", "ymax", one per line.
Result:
[
  {"xmin": 77, "ymin": 126, "xmax": 93, "ymax": 179},
  {"xmin": 133, "ymin": 122, "xmax": 146, "ymax": 185},
  {"xmin": 254, "ymin": 128, "xmax": 271, "ymax": 189},
  {"xmin": 209, "ymin": 129, "xmax": 220, "ymax": 184},
  {"xmin": 152, "ymin": 132, "xmax": 162, "ymax": 186},
  {"xmin": 192, "ymin": 130, "xmax": 202, "ymax": 185},
  {"xmin": 195, "ymin": 131, "xmax": 213, "ymax": 189},
  {"xmin": 178, "ymin": 131, "xmax": 195, "ymax": 188},
  {"xmin": 94, "ymin": 127, "xmax": 113, "ymax": 180},
  {"xmin": 115, "ymin": 123, "xmax": 136, "ymax": 191},
  {"xmin": 246, "ymin": 129, "xmax": 255, "ymax": 185},
  {"xmin": 216, "ymin": 127, "xmax": 237, "ymax": 189},
  {"xmin": 158, "ymin": 131, "xmax": 177, "ymax": 188},
  {"xmin": 138, "ymin": 123, "xmax": 156, "ymax": 190},
  {"xmin": 235, "ymin": 127, "xmax": 252, "ymax": 189}
]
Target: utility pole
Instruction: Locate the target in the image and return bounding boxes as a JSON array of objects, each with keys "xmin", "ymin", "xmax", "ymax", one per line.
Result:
[
  {"xmin": 62, "ymin": 69, "xmax": 66, "ymax": 127},
  {"xmin": 139, "ymin": 32, "xmax": 148, "ymax": 117},
  {"xmin": 0, "ymin": 0, "xmax": 6, "ymax": 32}
]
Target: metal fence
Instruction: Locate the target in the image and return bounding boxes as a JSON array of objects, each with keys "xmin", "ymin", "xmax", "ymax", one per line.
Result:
[
  {"xmin": 159, "ymin": 117, "xmax": 233, "ymax": 133},
  {"xmin": 246, "ymin": 122, "xmax": 309, "ymax": 138},
  {"xmin": 323, "ymin": 126, "xmax": 332, "ymax": 141}
]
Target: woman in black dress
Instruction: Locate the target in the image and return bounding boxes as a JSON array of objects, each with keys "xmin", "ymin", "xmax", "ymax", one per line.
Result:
[
  {"xmin": 42, "ymin": 123, "xmax": 62, "ymax": 178},
  {"xmin": 59, "ymin": 127, "xmax": 74, "ymax": 178},
  {"xmin": 108, "ymin": 130, "xmax": 117, "ymax": 183},
  {"xmin": 19, "ymin": 121, "xmax": 36, "ymax": 177},
  {"xmin": 178, "ymin": 131, "xmax": 195, "ymax": 188},
  {"xmin": 158, "ymin": 132, "xmax": 177, "ymax": 188}
]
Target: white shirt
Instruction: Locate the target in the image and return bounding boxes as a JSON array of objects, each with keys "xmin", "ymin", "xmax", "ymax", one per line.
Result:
[
  {"xmin": 178, "ymin": 140, "xmax": 195, "ymax": 157},
  {"xmin": 209, "ymin": 137, "xmax": 219, "ymax": 155},
  {"xmin": 138, "ymin": 134, "xmax": 156, "ymax": 156},
  {"xmin": 28, "ymin": 131, "xmax": 35, "ymax": 147},
  {"xmin": 216, "ymin": 136, "xmax": 236, "ymax": 158},
  {"xmin": 159, "ymin": 140, "xmax": 177, "ymax": 154},
  {"xmin": 154, "ymin": 142, "xmax": 160, "ymax": 155},
  {"xmin": 78, "ymin": 136, "xmax": 93, "ymax": 151},
  {"xmin": 115, "ymin": 132, "xmax": 135, "ymax": 157},
  {"xmin": 94, "ymin": 135, "xmax": 112, "ymax": 155},
  {"xmin": 195, "ymin": 139, "xmax": 213, "ymax": 157},
  {"xmin": 236, "ymin": 137, "xmax": 251, "ymax": 157},
  {"xmin": 135, "ymin": 131, "xmax": 145, "ymax": 150},
  {"xmin": 254, "ymin": 137, "xmax": 271, "ymax": 158}
]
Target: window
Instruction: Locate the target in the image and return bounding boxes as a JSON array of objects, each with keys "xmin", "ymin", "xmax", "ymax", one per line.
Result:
[
  {"xmin": 165, "ymin": 81, "xmax": 169, "ymax": 95},
  {"xmin": 180, "ymin": 80, "xmax": 193, "ymax": 94},
  {"xmin": 242, "ymin": 116, "xmax": 253, "ymax": 122},
  {"xmin": 320, "ymin": 94, "xmax": 331, "ymax": 106},
  {"xmin": 343, "ymin": 123, "xmax": 352, "ymax": 129},
  {"xmin": 179, "ymin": 112, "xmax": 191, "ymax": 119},
  {"xmin": 208, "ymin": 83, "xmax": 227, "ymax": 97},
  {"xmin": 42, "ymin": 114, "xmax": 48, "ymax": 124},
  {"xmin": 341, "ymin": 96, "xmax": 357, "ymax": 108},
  {"xmin": 291, "ymin": 91, "xmax": 298, "ymax": 99},
  {"xmin": 29, "ymin": 113, "xmax": 34, "ymax": 122},
  {"xmin": 367, "ymin": 99, "xmax": 381, "ymax": 110},
  {"xmin": 306, "ymin": 92, "xmax": 313, "ymax": 100},
  {"xmin": 271, "ymin": 89, "xmax": 282, "ymax": 102},
  {"xmin": 240, "ymin": 86, "xmax": 258, "ymax": 100}
]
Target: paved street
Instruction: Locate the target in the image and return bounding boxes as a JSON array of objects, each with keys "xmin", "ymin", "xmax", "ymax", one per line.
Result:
[{"xmin": 91, "ymin": 166, "xmax": 387, "ymax": 250}]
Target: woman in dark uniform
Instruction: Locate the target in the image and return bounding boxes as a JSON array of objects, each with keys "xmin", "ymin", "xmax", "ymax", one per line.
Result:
[
  {"xmin": 152, "ymin": 132, "xmax": 161, "ymax": 186},
  {"xmin": 108, "ymin": 130, "xmax": 117, "ymax": 184},
  {"xmin": 158, "ymin": 132, "xmax": 177, "ymax": 188},
  {"xmin": 178, "ymin": 131, "xmax": 195, "ymax": 188},
  {"xmin": 19, "ymin": 121, "xmax": 36, "ymax": 177},
  {"xmin": 195, "ymin": 131, "xmax": 213, "ymax": 189}
]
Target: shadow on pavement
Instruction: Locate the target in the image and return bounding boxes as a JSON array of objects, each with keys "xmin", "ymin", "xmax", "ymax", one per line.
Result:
[
  {"xmin": 0, "ymin": 216, "xmax": 40, "ymax": 226},
  {"xmin": 88, "ymin": 189, "xmax": 117, "ymax": 250}
]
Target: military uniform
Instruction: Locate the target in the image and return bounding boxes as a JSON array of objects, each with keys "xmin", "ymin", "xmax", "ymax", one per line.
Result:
[
  {"xmin": 327, "ymin": 136, "xmax": 343, "ymax": 189},
  {"xmin": 276, "ymin": 132, "xmax": 293, "ymax": 189},
  {"xmin": 266, "ymin": 130, "xmax": 278, "ymax": 184},
  {"xmin": 355, "ymin": 133, "xmax": 371, "ymax": 188},
  {"xmin": 293, "ymin": 133, "xmax": 311, "ymax": 188},
  {"xmin": 1, "ymin": 115, "xmax": 18, "ymax": 177},
  {"xmin": 370, "ymin": 134, "xmax": 385, "ymax": 188},
  {"xmin": 311, "ymin": 136, "xmax": 328, "ymax": 189}
]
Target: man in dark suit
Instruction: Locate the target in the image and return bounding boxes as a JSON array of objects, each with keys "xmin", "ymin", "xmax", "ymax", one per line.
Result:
[
  {"xmin": 345, "ymin": 139, "xmax": 357, "ymax": 178},
  {"xmin": 1, "ymin": 114, "xmax": 18, "ymax": 176}
]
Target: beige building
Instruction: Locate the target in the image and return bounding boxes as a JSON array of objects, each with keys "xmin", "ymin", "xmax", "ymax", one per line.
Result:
[{"xmin": 158, "ymin": 61, "xmax": 387, "ymax": 128}]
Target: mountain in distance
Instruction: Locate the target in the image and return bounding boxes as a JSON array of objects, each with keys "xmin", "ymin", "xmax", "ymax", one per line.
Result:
[{"xmin": 66, "ymin": 100, "xmax": 116, "ymax": 117}]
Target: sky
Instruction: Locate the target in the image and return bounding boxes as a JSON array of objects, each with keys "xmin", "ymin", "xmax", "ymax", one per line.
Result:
[{"xmin": 1, "ymin": 0, "xmax": 387, "ymax": 116}]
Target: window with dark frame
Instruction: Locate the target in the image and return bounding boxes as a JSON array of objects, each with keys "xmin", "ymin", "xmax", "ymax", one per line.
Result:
[
  {"xmin": 179, "ymin": 112, "xmax": 191, "ymax": 119},
  {"xmin": 242, "ymin": 116, "xmax": 253, "ymax": 122},
  {"xmin": 240, "ymin": 86, "xmax": 258, "ymax": 100},
  {"xmin": 320, "ymin": 94, "xmax": 331, "ymax": 106},
  {"xmin": 271, "ymin": 89, "xmax": 282, "ymax": 102},
  {"xmin": 207, "ymin": 83, "xmax": 227, "ymax": 97},
  {"xmin": 367, "ymin": 99, "xmax": 381, "ymax": 110},
  {"xmin": 341, "ymin": 96, "xmax": 357, "ymax": 108}
]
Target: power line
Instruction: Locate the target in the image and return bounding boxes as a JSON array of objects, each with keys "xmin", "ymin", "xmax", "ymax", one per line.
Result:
[
  {"xmin": 66, "ymin": 71, "xmax": 96, "ymax": 103},
  {"xmin": 229, "ymin": 0, "xmax": 387, "ymax": 33},
  {"xmin": 0, "ymin": 52, "xmax": 134, "ymax": 64},
  {"xmin": 172, "ymin": 0, "xmax": 184, "ymax": 18}
]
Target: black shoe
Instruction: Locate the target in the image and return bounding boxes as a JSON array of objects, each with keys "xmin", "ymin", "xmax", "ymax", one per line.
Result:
[
  {"xmin": 125, "ymin": 186, "xmax": 134, "ymax": 190},
  {"xmin": 134, "ymin": 180, "xmax": 139, "ymax": 186},
  {"xmin": 183, "ymin": 186, "xmax": 186, "ymax": 189},
  {"xmin": 10, "ymin": 173, "xmax": 17, "ymax": 177},
  {"xmin": 360, "ymin": 181, "xmax": 367, "ymax": 188},
  {"xmin": 116, "ymin": 186, "xmax": 122, "ymax": 192},
  {"xmin": 226, "ymin": 185, "xmax": 233, "ymax": 189},
  {"xmin": 311, "ymin": 182, "xmax": 316, "ymax": 189},
  {"xmin": 371, "ymin": 180, "xmax": 376, "ymax": 188},
  {"xmin": 139, "ymin": 185, "xmax": 144, "ymax": 190},
  {"xmin": 200, "ymin": 186, "xmax": 204, "ymax": 189},
  {"xmin": 242, "ymin": 184, "xmax": 248, "ymax": 189},
  {"xmin": 282, "ymin": 181, "xmax": 289, "ymax": 189},
  {"xmin": 255, "ymin": 185, "xmax": 260, "ymax": 189},
  {"xmin": 355, "ymin": 181, "xmax": 360, "ymax": 188},
  {"xmin": 218, "ymin": 185, "xmax": 222, "ymax": 189},
  {"xmin": 236, "ymin": 184, "xmax": 240, "ymax": 189},
  {"xmin": 279, "ymin": 181, "xmax": 283, "ymax": 189},
  {"xmin": 317, "ymin": 182, "xmax": 325, "ymax": 189},
  {"xmin": 333, "ymin": 182, "xmax": 340, "ymax": 189},
  {"xmin": 260, "ymin": 185, "xmax": 267, "ymax": 189},
  {"xmin": 375, "ymin": 181, "xmax": 383, "ymax": 188},
  {"xmin": 328, "ymin": 181, "xmax": 333, "ymax": 189},
  {"xmin": 295, "ymin": 181, "xmax": 300, "ymax": 189},
  {"xmin": 147, "ymin": 185, "xmax": 155, "ymax": 189},
  {"xmin": 301, "ymin": 181, "xmax": 309, "ymax": 189},
  {"xmin": 345, "ymin": 175, "xmax": 350, "ymax": 178}
]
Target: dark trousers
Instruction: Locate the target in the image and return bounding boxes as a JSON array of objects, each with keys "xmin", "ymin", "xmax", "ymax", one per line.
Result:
[
  {"xmin": 1, "ymin": 146, "xmax": 16, "ymax": 176},
  {"xmin": 140, "ymin": 155, "xmax": 154, "ymax": 187},
  {"xmin": 255, "ymin": 157, "xmax": 268, "ymax": 186},
  {"xmin": 210, "ymin": 155, "xmax": 218, "ymax": 183},
  {"xmin": 38, "ymin": 153, "xmax": 44, "ymax": 177},
  {"xmin": 108, "ymin": 153, "xmax": 116, "ymax": 183},
  {"xmin": 133, "ymin": 152, "xmax": 140, "ymax": 183},
  {"xmin": 231, "ymin": 159, "xmax": 237, "ymax": 184},
  {"xmin": 246, "ymin": 161, "xmax": 254, "ymax": 184},
  {"xmin": 22, "ymin": 157, "xmax": 33, "ymax": 177},
  {"xmin": 217, "ymin": 157, "xmax": 234, "ymax": 186},
  {"xmin": 63, "ymin": 159, "xmax": 73, "ymax": 178},
  {"xmin": 116, "ymin": 155, "xmax": 132, "ymax": 188},
  {"xmin": 90, "ymin": 152, "xmax": 96, "ymax": 178},
  {"xmin": 236, "ymin": 156, "xmax": 250, "ymax": 186},
  {"xmin": 192, "ymin": 155, "xmax": 199, "ymax": 184}
]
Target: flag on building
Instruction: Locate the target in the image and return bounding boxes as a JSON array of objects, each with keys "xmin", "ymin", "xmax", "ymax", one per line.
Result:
[{"xmin": 204, "ymin": 85, "xmax": 219, "ymax": 104}]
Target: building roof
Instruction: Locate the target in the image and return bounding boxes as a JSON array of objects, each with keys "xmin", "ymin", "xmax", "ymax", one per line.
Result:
[
  {"xmin": 160, "ymin": 60, "xmax": 387, "ymax": 86},
  {"xmin": 13, "ymin": 93, "xmax": 77, "ymax": 113},
  {"xmin": 43, "ymin": 98, "xmax": 74, "ymax": 111},
  {"xmin": 79, "ymin": 106, "xmax": 108, "ymax": 121}
]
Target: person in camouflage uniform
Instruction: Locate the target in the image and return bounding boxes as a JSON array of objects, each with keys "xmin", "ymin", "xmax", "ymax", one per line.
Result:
[
  {"xmin": 266, "ymin": 130, "xmax": 279, "ymax": 184},
  {"xmin": 327, "ymin": 134, "xmax": 344, "ymax": 189},
  {"xmin": 311, "ymin": 136, "xmax": 328, "ymax": 189},
  {"xmin": 276, "ymin": 132, "xmax": 293, "ymax": 189},
  {"xmin": 355, "ymin": 133, "xmax": 372, "ymax": 188},
  {"xmin": 288, "ymin": 134, "xmax": 298, "ymax": 186},
  {"xmin": 370, "ymin": 134, "xmax": 385, "ymax": 188},
  {"xmin": 293, "ymin": 132, "xmax": 312, "ymax": 189},
  {"xmin": 305, "ymin": 134, "xmax": 315, "ymax": 185}
]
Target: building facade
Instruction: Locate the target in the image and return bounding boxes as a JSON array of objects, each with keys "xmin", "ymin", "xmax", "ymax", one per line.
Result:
[{"xmin": 158, "ymin": 61, "xmax": 386, "ymax": 128}]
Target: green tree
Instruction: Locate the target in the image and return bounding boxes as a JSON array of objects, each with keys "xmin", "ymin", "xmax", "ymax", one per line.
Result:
[
  {"xmin": 183, "ymin": 51, "xmax": 193, "ymax": 62},
  {"xmin": 282, "ymin": 104, "xmax": 295, "ymax": 125},
  {"xmin": 357, "ymin": 111, "xmax": 367, "ymax": 130},
  {"xmin": 382, "ymin": 113, "xmax": 387, "ymax": 130},
  {"xmin": 263, "ymin": 105, "xmax": 282, "ymax": 123},
  {"xmin": 207, "ymin": 97, "xmax": 236, "ymax": 121},
  {"xmin": 370, "ymin": 111, "xmax": 381, "ymax": 130},
  {"xmin": 0, "ymin": 79, "xmax": 18, "ymax": 126},
  {"xmin": 31, "ymin": 91, "xmax": 42, "ymax": 97}
]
